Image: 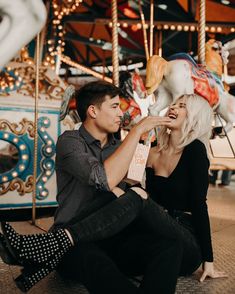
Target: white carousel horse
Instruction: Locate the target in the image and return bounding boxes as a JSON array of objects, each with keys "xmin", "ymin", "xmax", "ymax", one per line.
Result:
[
  {"xmin": 146, "ymin": 40, "xmax": 234, "ymax": 133},
  {"xmin": 0, "ymin": 0, "xmax": 47, "ymax": 69}
]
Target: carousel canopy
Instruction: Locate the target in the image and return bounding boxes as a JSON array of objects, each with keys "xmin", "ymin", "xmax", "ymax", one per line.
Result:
[{"xmin": 42, "ymin": 0, "xmax": 235, "ymax": 79}]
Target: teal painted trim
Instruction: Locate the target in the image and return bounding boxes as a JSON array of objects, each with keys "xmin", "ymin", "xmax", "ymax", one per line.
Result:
[
  {"xmin": 0, "ymin": 202, "xmax": 58, "ymax": 209},
  {"xmin": 0, "ymin": 107, "xmax": 59, "ymax": 115},
  {"xmin": 57, "ymin": 115, "xmax": 61, "ymax": 135}
]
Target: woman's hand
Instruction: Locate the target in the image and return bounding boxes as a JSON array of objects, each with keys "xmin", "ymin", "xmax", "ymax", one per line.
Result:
[{"xmin": 199, "ymin": 262, "xmax": 228, "ymax": 282}]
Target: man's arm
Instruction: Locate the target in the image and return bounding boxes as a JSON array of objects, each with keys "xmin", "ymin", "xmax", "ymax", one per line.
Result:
[{"xmin": 104, "ymin": 116, "xmax": 172, "ymax": 190}]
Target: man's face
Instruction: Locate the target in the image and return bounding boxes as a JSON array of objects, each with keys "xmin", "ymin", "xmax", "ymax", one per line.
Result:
[{"xmin": 94, "ymin": 95, "xmax": 123, "ymax": 133}]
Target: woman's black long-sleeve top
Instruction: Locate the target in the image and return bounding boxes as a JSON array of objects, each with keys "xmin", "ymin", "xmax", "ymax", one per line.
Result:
[{"xmin": 146, "ymin": 139, "xmax": 213, "ymax": 262}]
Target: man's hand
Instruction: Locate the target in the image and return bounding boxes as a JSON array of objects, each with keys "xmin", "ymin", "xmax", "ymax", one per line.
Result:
[
  {"xmin": 105, "ymin": 115, "xmax": 172, "ymax": 190},
  {"xmin": 133, "ymin": 116, "xmax": 172, "ymax": 137},
  {"xmin": 199, "ymin": 262, "xmax": 228, "ymax": 282}
]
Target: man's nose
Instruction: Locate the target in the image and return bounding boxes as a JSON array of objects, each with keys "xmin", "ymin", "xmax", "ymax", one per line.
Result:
[{"xmin": 118, "ymin": 107, "xmax": 123, "ymax": 117}]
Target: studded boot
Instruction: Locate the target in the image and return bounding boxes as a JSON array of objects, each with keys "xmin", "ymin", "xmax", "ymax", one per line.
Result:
[
  {"xmin": 1, "ymin": 222, "xmax": 72, "ymax": 266},
  {"xmin": 15, "ymin": 252, "xmax": 64, "ymax": 292}
]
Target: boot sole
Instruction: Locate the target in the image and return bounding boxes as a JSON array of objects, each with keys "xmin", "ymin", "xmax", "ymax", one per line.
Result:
[
  {"xmin": 1, "ymin": 222, "xmax": 24, "ymax": 266},
  {"xmin": 0, "ymin": 234, "xmax": 20, "ymax": 266}
]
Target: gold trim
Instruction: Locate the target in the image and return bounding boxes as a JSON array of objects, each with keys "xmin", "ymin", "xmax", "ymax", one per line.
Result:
[
  {"xmin": 16, "ymin": 65, "xmax": 64, "ymax": 100},
  {"xmin": 0, "ymin": 176, "xmax": 33, "ymax": 196},
  {"xmin": 62, "ymin": 118, "xmax": 75, "ymax": 130},
  {"xmin": 0, "ymin": 118, "xmax": 35, "ymax": 137}
]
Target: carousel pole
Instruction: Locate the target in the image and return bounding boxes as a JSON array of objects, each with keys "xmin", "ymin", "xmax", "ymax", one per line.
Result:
[
  {"xmin": 111, "ymin": 0, "xmax": 119, "ymax": 86},
  {"xmin": 158, "ymin": 30, "xmax": 162, "ymax": 57},
  {"xmin": 198, "ymin": 0, "xmax": 206, "ymax": 65},
  {"xmin": 32, "ymin": 33, "xmax": 40, "ymax": 225},
  {"xmin": 138, "ymin": 0, "xmax": 149, "ymax": 60},
  {"xmin": 149, "ymin": 0, "xmax": 154, "ymax": 57},
  {"xmin": 39, "ymin": 0, "xmax": 50, "ymax": 63}
]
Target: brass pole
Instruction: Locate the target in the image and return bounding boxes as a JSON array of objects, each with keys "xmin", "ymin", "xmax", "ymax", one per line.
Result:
[
  {"xmin": 138, "ymin": 0, "xmax": 149, "ymax": 60},
  {"xmin": 198, "ymin": 0, "xmax": 206, "ymax": 65},
  {"xmin": 59, "ymin": 55, "xmax": 112, "ymax": 83},
  {"xmin": 39, "ymin": 0, "xmax": 50, "ymax": 63},
  {"xmin": 32, "ymin": 33, "xmax": 40, "ymax": 225},
  {"xmin": 111, "ymin": 0, "xmax": 119, "ymax": 86},
  {"xmin": 149, "ymin": 0, "xmax": 154, "ymax": 57},
  {"xmin": 158, "ymin": 30, "xmax": 162, "ymax": 57}
]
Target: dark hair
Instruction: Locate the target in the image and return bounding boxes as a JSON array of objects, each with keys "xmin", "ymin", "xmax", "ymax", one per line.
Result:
[{"xmin": 75, "ymin": 80, "xmax": 121, "ymax": 122}]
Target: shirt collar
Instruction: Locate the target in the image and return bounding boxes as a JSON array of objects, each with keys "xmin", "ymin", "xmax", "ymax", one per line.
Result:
[{"xmin": 79, "ymin": 124, "xmax": 118, "ymax": 147}]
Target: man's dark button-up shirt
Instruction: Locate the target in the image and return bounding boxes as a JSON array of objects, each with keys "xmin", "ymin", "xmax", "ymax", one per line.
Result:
[{"xmin": 53, "ymin": 125, "xmax": 120, "ymax": 228}]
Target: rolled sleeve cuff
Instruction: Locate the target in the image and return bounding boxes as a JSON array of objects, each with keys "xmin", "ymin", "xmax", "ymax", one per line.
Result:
[{"xmin": 88, "ymin": 159, "xmax": 110, "ymax": 191}]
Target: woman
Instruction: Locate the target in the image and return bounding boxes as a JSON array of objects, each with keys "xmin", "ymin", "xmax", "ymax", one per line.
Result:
[
  {"xmin": 0, "ymin": 94, "xmax": 226, "ymax": 292},
  {"xmin": 145, "ymin": 94, "xmax": 226, "ymax": 281}
]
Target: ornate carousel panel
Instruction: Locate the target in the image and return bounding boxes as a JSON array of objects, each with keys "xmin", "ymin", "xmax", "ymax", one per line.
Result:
[{"xmin": 0, "ymin": 61, "xmax": 72, "ymax": 209}]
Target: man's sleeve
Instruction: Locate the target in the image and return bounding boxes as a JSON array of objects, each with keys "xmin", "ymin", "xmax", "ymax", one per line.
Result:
[{"xmin": 56, "ymin": 134, "xmax": 110, "ymax": 191}]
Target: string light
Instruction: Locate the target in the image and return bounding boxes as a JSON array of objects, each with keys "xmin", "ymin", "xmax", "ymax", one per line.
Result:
[
  {"xmin": 0, "ymin": 68, "xmax": 23, "ymax": 94},
  {"xmin": 43, "ymin": 0, "xmax": 83, "ymax": 68},
  {"xmin": 108, "ymin": 20, "xmax": 234, "ymax": 34},
  {"xmin": 104, "ymin": 20, "xmax": 234, "ymax": 34}
]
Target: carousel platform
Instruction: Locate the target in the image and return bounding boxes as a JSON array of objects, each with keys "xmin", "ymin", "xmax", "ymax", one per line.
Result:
[{"xmin": 1, "ymin": 177, "xmax": 235, "ymax": 294}]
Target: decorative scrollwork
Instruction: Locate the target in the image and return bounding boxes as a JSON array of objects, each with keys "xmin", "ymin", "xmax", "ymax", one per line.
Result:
[
  {"xmin": 0, "ymin": 118, "xmax": 35, "ymax": 137},
  {"xmin": 62, "ymin": 118, "xmax": 75, "ymax": 130},
  {"xmin": 0, "ymin": 176, "xmax": 33, "ymax": 196},
  {"xmin": 15, "ymin": 65, "xmax": 65, "ymax": 100}
]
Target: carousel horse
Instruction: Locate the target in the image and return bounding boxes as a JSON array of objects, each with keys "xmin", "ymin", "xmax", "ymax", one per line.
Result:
[
  {"xmin": 0, "ymin": 0, "xmax": 47, "ymax": 69},
  {"xmin": 119, "ymin": 71, "xmax": 147, "ymax": 128},
  {"xmin": 146, "ymin": 39, "xmax": 234, "ymax": 133},
  {"xmin": 60, "ymin": 71, "xmax": 148, "ymax": 130}
]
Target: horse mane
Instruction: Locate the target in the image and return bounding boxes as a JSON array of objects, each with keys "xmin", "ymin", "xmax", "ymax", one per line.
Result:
[
  {"xmin": 205, "ymin": 39, "xmax": 223, "ymax": 77},
  {"xmin": 145, "ymin": 55, "xmax": 168, "ymax": 95}
]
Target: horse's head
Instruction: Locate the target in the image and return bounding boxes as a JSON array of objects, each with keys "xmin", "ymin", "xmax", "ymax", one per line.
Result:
[
  {"xmin": 60, "ymin": 85, "xmax": 77, "ymax": 121},
  {"xmin": 132, "ymin": 72, "xmax": 146, "ymax": 99},
  {"xmin": 205, "ymin": 39, "xmax": 229, "ymax": 77},
  {"xmin": 119, "ymin": 71, "xmax": 142, "ymax": 129},
  {"xmin": 145, "ymin": 55, "xmax": 168, "ymax": 95}
]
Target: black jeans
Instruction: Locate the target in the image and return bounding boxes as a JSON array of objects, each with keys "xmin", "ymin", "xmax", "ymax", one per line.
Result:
[
  {"xmin": 58, "ymin": 232, "xmax": 182, "ymax": 294},
  {"xmin": 57, "ymin": 188, "xmax": 201, "ymax": 293}
]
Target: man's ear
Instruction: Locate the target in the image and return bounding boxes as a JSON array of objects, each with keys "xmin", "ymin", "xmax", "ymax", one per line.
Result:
[{"xmin": 87, "ymin": 105, "xmax": 97, "ymax": 119}]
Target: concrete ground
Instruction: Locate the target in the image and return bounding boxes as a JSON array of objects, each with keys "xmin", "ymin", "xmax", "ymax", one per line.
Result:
[{"xmin": 1, "ymin": 177, "xmax": 235, "ymax": 293}]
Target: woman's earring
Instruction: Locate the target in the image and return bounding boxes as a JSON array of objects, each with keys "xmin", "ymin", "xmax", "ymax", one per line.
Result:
[{"xmin": 166, "ymin": 128, "xmax": 171, "ymax": 134}]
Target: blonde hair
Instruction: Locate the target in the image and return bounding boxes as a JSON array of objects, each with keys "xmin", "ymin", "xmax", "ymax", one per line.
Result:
[{"xmin": 157, "ymin": 94, "xmax": 213, "ymax": 152}]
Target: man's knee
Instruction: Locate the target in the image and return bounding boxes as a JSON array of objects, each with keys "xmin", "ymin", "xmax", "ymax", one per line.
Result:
[
  {"xmin": 112, "ymin": 187, "xmax": 125, "ymax": 198},
  {"xmin": 130, "ymin": 187, "xmax": 148, "ymax": 200}
]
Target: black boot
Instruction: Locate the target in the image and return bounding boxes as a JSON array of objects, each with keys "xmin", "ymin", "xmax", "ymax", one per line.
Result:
[
  {"xmin": 15, "ymin": 252, "xmax": 63, "ymax": 292},
  {"xmin": 1, "ymin": 222, "xmax": 72, "ymax": 265},
  {"xmin": 0, "ymin": 233, "xmax": 21, "ymax": 266}
]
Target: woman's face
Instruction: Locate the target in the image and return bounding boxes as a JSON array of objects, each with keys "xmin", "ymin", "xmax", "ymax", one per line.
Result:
[{"xmin": 167, "ymin": 96, "xmax": 187, "ymax": 130}]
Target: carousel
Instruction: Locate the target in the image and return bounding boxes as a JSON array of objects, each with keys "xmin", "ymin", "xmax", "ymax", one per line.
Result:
[
  {"xmin": 0, "ymin": 0, "xmax": 235, "ymax": 221},
  {"xmin": 1, "ymin": 1, "xmax": 235, "ymax": 293}
]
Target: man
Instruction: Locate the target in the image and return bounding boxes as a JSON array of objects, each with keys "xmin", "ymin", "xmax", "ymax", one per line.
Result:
[{"xmin": 53, "ymin": 80, "xmax": 182, "ymax": 294}]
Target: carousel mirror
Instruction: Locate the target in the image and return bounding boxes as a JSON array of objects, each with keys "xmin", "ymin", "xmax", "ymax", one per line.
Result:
[{"xmin": 0, "ymin": 140, "xmax": 19, "ymax": 174}]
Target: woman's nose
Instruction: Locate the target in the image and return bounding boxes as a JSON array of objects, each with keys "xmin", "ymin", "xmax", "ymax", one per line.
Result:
[{"xmin": 170, "ymin": 104, "xmax": 178, "ymax": 110}]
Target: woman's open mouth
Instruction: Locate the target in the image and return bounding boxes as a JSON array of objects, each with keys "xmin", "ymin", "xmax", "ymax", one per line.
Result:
[{"xmin": 168, "ymin": 113, "xmax": 177, "ymax": 119}]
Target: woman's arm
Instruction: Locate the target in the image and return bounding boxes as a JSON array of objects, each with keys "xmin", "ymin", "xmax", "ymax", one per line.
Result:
[
  {"xmin": 199, "ymin": 261, "xmax": 227, "ymax": 282},
  {"xmin": 188, "ymin": 140, "xmax": 227, "ymax": 281},
  {"xmin": 188, "ymin": 140, "xmax": 213, "ymax": 261}
]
